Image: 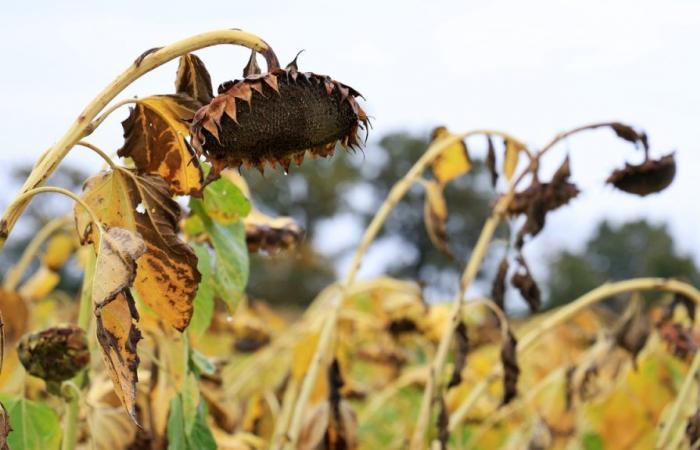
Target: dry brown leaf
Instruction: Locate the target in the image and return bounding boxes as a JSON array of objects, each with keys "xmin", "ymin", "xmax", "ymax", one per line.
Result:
[
  {"xmin": 175, "ymin": 54, "xmax": 214, "ymax": 105},
  {"xmin": 118, "ymin": 95, "xmax": 203, "ymax": 196},
  {"xmin": 76, "ymin": 169, "xmax": 200, "ymax": 331},
  {"xmin": 430, "ymin": 126, "xmax": 471, "ymax": 186},
  {"xmin": 423, "ymin": 180, "xmax": 451, "ymax": 256},
  {"xmin": 92, "ymin": 227, "xmax": 146, "ymax": 421}
]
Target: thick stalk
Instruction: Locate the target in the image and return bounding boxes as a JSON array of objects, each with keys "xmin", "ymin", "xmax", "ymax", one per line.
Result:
[
  {"xmin": 61, "ymin": 249, "xmax": 96, "ymax": 450},
  {"xmin": 0, "ymin": 29, "xmax": 277, "ymax": 248}
]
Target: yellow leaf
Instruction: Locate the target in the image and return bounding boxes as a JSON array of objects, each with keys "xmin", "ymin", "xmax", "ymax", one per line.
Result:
[
  {"xmin": 92, "ymin": 227, "xmax": 146, "ymax": 422},
  {"xmin": 42, "ymin": 232, "xmax": 76, "ymax": 270},
  {"xmin": 430, "ymin": 126, "xmax": 471, "ymax": 185},
  {"xmin": 118, "ymin": 95, "xmax": 203, "ymax": 196},
  {"xmin": 423, "ymin": 180, "xmax": 451, "ymax": 256},
  {"xmin": 18, "ymin": 266, "xmax": 59, "ymax": 301},
  {"xmin": 76, "ymin": 169, "xmax": 201, "ymax": 331},
  {"xmin": 503, "ymin": 138, "xmax": 523, "ymax": 181}
]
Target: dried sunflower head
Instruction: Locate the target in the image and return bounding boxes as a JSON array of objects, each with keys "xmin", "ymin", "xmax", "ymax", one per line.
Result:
[
  {"xmin": 191, "ymin": 55, "xmax": 368, "ymax": 179},
  {"xmin": 17, "ymin": 325, "xmax": 90, "ymax": 383},
  {"xmin": 607, "ymin": 152, "xmax": 676, "ymax": 196}
]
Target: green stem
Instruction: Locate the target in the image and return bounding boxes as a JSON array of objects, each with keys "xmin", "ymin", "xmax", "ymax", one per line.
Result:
[{"xmin": 61, "ymin": 250, "xmax": 96, "ymax": 450}]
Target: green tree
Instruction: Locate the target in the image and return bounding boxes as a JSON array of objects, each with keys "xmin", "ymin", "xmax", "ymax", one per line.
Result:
[
  {"xmin": 245, "ymin": 132, "xmax": 498, "ymax": 305},
  {"xmin": 546, "ymin": 220, "xmax": 700, "ymax": 308}
]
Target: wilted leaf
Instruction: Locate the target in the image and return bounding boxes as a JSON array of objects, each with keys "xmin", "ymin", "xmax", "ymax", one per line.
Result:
[
  {"xmin": 658, "ymin": 322, "xmax": 699, "ymax": 360},
  {"xmin": 423, "ymin": 180, "xmax": 451, "ymax": 256},
  {"xmin": 189, "ymin": 243, "xmax": 214, "ymax": 338},
  {"xmin": 612, "ymin": 296, "xmax": 650, "ymax": 367},
  {"xmin": 430, "ymin": 126, "xmax": 471, "ymax": 186},
  {"xmin": 491, "ymin": 256, "xmax": 509, "ymax": 311},
  {"xmin": 486, "ymin": 136, "xmax": 498, "ymax": 187},
  {"xmin": 606, "ymin": 153, "xmax": 676, "ymax": 197},
  {"xmin": 510, "ymin": 156, "xmax": 579, "ymax": 248},
  {"xmin": 92, "ymin": 227, "xmax": 145, "ymax": 421},
  {"xmin": 501, "ymin": 329, "xmax": 519, "ymax": 405},
  {"xmin": 175, "ymin": 54, "xmax": 214, "ymax": 105},
  {"xmin": 503, "ymin": 138, "xmax": 523, "ymax": 181},
  {"xmin": 510, "ymin": 256, "xmax": 541, "ymax": 313},
  {"xmin": 0, "ymin": 395, "xmax": 61, "ymax": 450},
  {"xmin": 609, "ymin": 122, "xmax": 648, "ymax": 150},
  {"xmin": 77, "ymin": 169, "xmax": 201, "ymax": 331},
  {"xmin": 118, "ymin": 95, "xmax": 203, "ymax": 196},
  {"xmin": 447, "ymin": 321, "xmax": 469, "ymax": 389}
]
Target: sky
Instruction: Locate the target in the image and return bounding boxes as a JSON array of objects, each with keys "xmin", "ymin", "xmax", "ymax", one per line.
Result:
[{"xmin": 1, "ymin": 0, "xmax": 699, "ymax": 284}]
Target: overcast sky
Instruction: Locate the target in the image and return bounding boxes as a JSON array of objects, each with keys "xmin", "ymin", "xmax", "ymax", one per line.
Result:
[{"xmin": 1, "ymin": 0, "xmax": 699, "ymax": 281}]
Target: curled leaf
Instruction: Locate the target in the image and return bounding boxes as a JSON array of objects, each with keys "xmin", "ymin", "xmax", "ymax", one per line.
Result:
[
  {"xmin": 486, "ymin": 135, "xmax": 498, "ymax": 187},
  {"xmin": 447, "ymin": 321, "xmax": 469, "ymax": 389},
  {"xmin": 606, "ymin": 153, "xmax": 676, "ymax": 196},
  {"xmin": 76, "ymin": 170, "xmax": 201, "ymax": 331},
  {"xmin": 500, "ymin": 329, "xmax": 519, "ymax": 405},
  {"xmin": 510, "ymin": 256, "xmax": 541, "ymax": 313},
  {"xmin": 430, "ymin": 126, "xmax": 471, "ymax": 185},
  {"xmin": 423, "ymin": 180, "xmax": 451, "ymax": 256},
  {"xmin": 92, "ymin": 227, "xmax": 146, "ymax": 422},
  {"xmin": 118, "ymin": 95, "xmax": 203, "ymax": 196},
  {"xmin": 175, "ymin": 54, "xmax": 214, "ymax": 105},
  {"xmin": 510, "ymin": 156, "xmax": 579, "ymax": 248},
  {"xmin": 610, "ymin": 122, "xmax": 648, "ymax": 150},
  {"xmin": 491, "ymin": 256, "xmax": 509, "ymax": 311},
  {"xmin": 612, "ymin": 295, "xmax": 651, "ymax": 367}
]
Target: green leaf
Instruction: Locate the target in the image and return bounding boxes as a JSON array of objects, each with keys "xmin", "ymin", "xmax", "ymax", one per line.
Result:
[
  {"xmin": 189, "ymin": 349, "xmax": 216, "ymax": 376},
  {"xmin": 167, "ymin": 375, "xmax": 216, "ymax": 450},
  {"xmin": 202, "ymin": 175, "xmax": 250, "ymax": 224},
  {"xmin": 189, "ymin": 243, "xmax": 214, "ymax": 338},
  {"xmin": 190, "ymin": 199, "xmax": 249, "ymax": 311},
  {"xmin": 0, "ymin": 395, "xmax": 61, "ymax": 450},
  {"xmin": 582, "ymin": 432, "xmax": 605, "ymax": 450}
]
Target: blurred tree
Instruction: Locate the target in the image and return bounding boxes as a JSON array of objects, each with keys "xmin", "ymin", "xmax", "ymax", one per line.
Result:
[
  {"xmin": 545, "ymin": 220, "xmax": 700, "ymax": 309},
  {"xmin": 245, "ymin": 132, "xmax": 499, "ymax": 306}
]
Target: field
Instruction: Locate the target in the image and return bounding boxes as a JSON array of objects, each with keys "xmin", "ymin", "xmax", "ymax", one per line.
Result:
[{"xmin": 0, "ymin": 27, "xmax": 698, "ymax": 450}]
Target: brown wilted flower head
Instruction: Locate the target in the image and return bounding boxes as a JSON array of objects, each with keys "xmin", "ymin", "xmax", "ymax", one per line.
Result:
[
  {"xmin": 606, "ymin": 152, "xmax": 676, "ymax": 196},
  {"xmin": 17, "ymin": 325, "xmax": 89, "ymax": 383},
  {"xmin": 191, "ymin": 52, "xmax": 369, "ymax": 179}
]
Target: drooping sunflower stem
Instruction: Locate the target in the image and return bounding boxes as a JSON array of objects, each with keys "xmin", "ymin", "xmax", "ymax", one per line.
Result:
[
  {"xmin": 0, "ymin": 29, "xmax": 278, "ymax": 249},
  {"xmin": 283, "ymin": 129, "xmax": 528, "ymax": 450}
]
